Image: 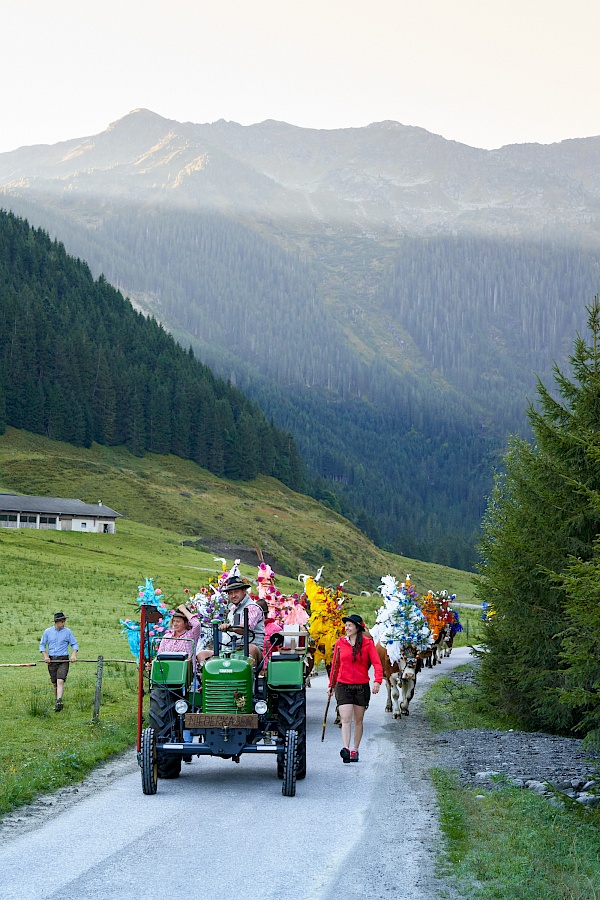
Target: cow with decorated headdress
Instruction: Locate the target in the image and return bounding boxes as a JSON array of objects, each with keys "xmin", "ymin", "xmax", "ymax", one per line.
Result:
[{"xmin": 371, "ymin": 574, "xmax": 433, "ymax": 718}]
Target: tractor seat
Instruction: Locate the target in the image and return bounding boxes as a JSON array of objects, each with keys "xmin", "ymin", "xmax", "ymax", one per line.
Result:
[
  {"xmin": 270, "ymin": 652, "xmax": 301, "ymax": 661},
  {"xmin": 155, "ymin": 652, "xmax": 189, "ymax": 660}
]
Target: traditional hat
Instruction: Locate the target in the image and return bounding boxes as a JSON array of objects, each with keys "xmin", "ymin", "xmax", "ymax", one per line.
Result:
[
  {"xmin": 221, "ymin": 576, "xmax": 250, "ymax": 593},
  {"xmin": 342, "ymin": 614, "xmax": 366, "ymax": 631},
  {"xmin": 170, "ymin": 608, "xmax": 189, "ymax": 620},
  {"xmin": 54, "ymin": 612, "xmax": 66, "ymax": 622}
]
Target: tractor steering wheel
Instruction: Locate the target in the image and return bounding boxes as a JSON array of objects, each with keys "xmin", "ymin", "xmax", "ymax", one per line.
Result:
[{"xmin": 220, "ymin": 627, "xmax": 256, "ymax": 645}]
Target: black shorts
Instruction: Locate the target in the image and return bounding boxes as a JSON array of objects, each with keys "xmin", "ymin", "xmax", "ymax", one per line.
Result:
[
  {"xmin": 335, "ymin": 682, "xmax": 370, "ymax": 708},
  {"xmin": 48, "ymin": 658, "xmax": 69, "ymax": 683}
]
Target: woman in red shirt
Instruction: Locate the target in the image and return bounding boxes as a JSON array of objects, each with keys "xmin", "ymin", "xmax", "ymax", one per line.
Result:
[{"xmin": 328, "ymin": 614, "xmax": 383, "ymax": 763}]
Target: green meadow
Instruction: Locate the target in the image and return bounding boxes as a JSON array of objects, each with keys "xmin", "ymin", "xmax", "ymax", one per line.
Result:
[{"xmin": 0, "ymin": 427, "xmax": 480, "ymax": 813}]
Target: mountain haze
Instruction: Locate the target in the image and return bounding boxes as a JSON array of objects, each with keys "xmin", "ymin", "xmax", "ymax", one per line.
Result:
[
  {"xmin": 2, "ymin": 108, "xmax": 600, "ymax": 239},
  {"xmin": 2, "ymin": 110, "xmax": 599, "ymax": 568}
]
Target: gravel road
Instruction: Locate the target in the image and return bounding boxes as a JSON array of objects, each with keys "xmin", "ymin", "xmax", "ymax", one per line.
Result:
[{"xmin": 0, "ymin": 649, "xmax": 473, "ymax": 900}]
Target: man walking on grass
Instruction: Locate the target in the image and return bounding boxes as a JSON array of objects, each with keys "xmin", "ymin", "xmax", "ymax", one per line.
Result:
[{"xmin": 39, "ymin": 612, "xmax": 78, "ymax": 711}]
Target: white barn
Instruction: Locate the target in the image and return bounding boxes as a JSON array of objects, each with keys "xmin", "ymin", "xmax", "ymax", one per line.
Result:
[{"xmin": 0, "ymin": 495, "xmax": 122, "ymax": 533}]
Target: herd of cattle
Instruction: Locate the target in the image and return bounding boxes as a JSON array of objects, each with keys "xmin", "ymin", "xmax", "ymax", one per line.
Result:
[{"xmin": 303, "ymin": 572, "xmax": 463, "ymax": 720}]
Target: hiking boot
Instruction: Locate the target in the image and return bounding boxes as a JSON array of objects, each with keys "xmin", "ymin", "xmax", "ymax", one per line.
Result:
[
  {"xmin": 340, "ymin": 747, "xmax": 351, "ymax": 763},
  {"xmin": 55, "ymin": 699, "xmax": 63, "ymax": 712},
  {"xmin": 350, "ymin": 749, "xmax": 359, "ymax": 762}
]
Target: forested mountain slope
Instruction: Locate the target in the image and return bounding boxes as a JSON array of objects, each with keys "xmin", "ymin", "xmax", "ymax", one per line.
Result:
[
  {"xmin": 2, "ymin": 110, "xmax": 599, "ymax": 568},
  {"xmin": 0, "ymin": 210, "xmax": 303, "ymax": 488}
]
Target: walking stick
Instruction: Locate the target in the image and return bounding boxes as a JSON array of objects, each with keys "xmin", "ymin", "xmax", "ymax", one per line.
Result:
[{"xmin": 321, "ymin": 644, "xmax": 340, "ymax": 741}]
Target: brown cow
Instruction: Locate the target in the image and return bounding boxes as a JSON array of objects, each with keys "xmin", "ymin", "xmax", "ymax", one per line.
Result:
[
  {"xmin": 440, "ymin": 623, "xmax": 454, "ymax": 658},
  {"xmin": 421, "ymin": 629, "xmax": 446, "ymax": 667},
  {"xmin": 376, "ymin": 642, "xmax": 421, "ymax": 718}
]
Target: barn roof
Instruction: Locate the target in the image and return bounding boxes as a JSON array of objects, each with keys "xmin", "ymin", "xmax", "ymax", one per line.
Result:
[{"xmin": 0, "ymin": 495, "xmax": 122, "ymax": 518}]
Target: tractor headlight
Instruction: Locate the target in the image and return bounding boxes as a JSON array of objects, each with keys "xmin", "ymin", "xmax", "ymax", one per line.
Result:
[
  {"xmin": 254, "ymin": 700, "xmax": 268, "ymax": 715},
  {"xmin": 175, "ymin": 699, "xmax": 189, "ymax": 715}
]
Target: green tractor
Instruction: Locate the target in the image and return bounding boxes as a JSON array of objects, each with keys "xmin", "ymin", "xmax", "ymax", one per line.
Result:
[{"xmin": 139, "ymin": 613, "xmax": 307, "ymax": 797}]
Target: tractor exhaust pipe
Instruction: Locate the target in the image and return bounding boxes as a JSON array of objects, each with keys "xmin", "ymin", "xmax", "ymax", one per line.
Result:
[
  {"xmin": 212, "ymin": 620, "xmax": 221, "ymax": 656},
  {"xmin": 243, "ymin": 607, "xmax": 250, "ymax": 658}
]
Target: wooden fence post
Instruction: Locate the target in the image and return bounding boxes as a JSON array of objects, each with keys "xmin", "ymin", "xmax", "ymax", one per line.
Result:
[{"xmin": 93, "ymin": 655, "xmax": 104, "ymax": 720}]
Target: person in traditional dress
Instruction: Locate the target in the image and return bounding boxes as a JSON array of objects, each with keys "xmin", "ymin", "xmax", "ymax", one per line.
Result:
[
  {"xmin": 157, "ymin": 605, "xmax": 201, "ymax": 656},
  {"xmin": 39, "ymin": 612, "xmax": 79, "ymax": 712},
  {"xmin": 197, "ymin": 576, "xmax": 265, "ymax": 666}
]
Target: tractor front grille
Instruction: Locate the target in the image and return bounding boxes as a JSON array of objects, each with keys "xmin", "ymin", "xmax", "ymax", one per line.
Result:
[{"xmin": 203, "ymin": 679, "xmax": 249, "ymax": 713}]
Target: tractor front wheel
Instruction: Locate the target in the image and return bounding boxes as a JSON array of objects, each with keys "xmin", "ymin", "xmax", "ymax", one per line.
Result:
[
  {"xmin": 281, "ymin": 729, "xmax": 298, "ymax": 797},
  {"xmin": 141, "ymin": 727, "xmax": 158, "ymax": 795},
  {"xmin": 276, "ymin": 689, "xmax": 306, "ymax": 780},
  {"xmin": 149, "ymin": 688, "xmax": 182, "ymax": 779}
]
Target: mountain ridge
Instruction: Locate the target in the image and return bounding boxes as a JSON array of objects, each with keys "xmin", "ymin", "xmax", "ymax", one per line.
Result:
[{"xmin": 2, "ymin": 109, "xmax": 600, "ymax": 242}]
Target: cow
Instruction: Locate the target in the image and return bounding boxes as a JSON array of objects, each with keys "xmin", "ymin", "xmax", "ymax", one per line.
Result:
[
  {"xmin": 303, "ymin": 642, "xmax": 317, "ymax": 686},
  {"xmin": 440, "ymin": 623, "xmax": 454, "ymax": 657},
  {"xmin": 419, "ymin": 629, "xmax": 445, "ymax": 668},
  {"xmin": 376, "ymin": 642, "xmax": 421, "ymax": 718}
]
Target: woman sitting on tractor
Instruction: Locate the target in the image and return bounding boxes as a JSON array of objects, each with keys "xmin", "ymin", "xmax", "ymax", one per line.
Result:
[{"xmin": 158, "ymin": 605, "xmax": 202, "ymax": 656}]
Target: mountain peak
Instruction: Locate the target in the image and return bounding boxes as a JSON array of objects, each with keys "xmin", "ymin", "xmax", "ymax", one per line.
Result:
[{"xmin": 105, "ymin": 108, "xmax": 175, "ymax": 135}]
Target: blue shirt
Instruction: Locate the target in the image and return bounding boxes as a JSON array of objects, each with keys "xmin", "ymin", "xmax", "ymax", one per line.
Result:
[{"xmin": 39, "ymin": 626, "xmax": 79, "ymax": 655}]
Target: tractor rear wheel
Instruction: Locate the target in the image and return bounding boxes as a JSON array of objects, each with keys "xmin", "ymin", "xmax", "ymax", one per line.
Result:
[
  {"xmin": 149, "ymin": 688, "xmax": 182, "ymax": 779},
  {"xmin": 276, "ymin": 689, "xmax": 306, "ymax": 780},
  {"xmin": 281, "ymin": 729, "xmax": 298, "ymax": 797},
  {"xmin": 141, "ymin": 727, "xmax": 158, "ymax": 795}
]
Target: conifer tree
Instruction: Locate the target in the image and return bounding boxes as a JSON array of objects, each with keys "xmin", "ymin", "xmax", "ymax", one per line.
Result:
[
  {"xmin": 477, "ymin": 299, "xmax": 600, "ymax": 733},
  {"xmin": 558, "ymin": 549, "xmax": 600, "ymax": 746},
  {"xmin": 0, "ymin": 379, "xmax": 6, "ymax": 435}
]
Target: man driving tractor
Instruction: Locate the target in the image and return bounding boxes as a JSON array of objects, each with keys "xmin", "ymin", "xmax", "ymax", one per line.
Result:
[{"xmin": 196, "ymin": 575, "xmax": 265, "ymax": 667}]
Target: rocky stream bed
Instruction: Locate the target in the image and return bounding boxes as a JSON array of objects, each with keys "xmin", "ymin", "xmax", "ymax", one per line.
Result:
[{"xmin": 434, "ymin": 664, "xmax": 600, "ymax": 808}]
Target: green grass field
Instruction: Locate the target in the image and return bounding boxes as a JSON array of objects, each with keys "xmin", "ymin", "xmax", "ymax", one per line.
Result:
[{"xmin": 0, "ymin": 427, "xmax": 481, "ymax": 814}]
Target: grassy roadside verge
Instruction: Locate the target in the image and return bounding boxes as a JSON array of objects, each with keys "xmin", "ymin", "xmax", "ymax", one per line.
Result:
[
  {"xmin": 0, "ymin": 667, "xmax": 138, "ymax": 813},
  {"xmin": 424, "ymin": 668, "xmax": 600, "ymax": 899}
]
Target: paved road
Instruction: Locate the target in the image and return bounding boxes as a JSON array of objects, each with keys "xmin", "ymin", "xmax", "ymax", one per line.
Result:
[{"xmin": 0, "ymin": 648, "xmax": 472, "ymax": 900}]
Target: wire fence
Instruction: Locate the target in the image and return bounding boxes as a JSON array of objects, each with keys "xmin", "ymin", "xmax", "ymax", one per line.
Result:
[{"xmin": 0, "ymin": 656, "xmax": 137, "ymax": 720}]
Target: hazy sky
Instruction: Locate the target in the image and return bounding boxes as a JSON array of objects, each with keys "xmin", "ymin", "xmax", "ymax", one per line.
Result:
[{"xmin": 2, "ymin": 0, "xmax": 599, "ymax": 154}]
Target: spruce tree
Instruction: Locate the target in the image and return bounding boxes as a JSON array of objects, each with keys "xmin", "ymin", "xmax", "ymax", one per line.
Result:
[
  {"xmin": 477, "ymin": 299, "xmax": 600, "ymax": 733},
  {"xmin": 558, "ymin": 550, "xmax": 600, "ymax": 746}
]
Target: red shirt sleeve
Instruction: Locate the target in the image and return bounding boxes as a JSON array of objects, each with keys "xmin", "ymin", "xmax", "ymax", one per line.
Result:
[
  {"xmin": 367, "ymin": 638, "xmax": 384, "ymax": 683},
  {"xmin": 328, "ymin": 639, "xmax": 343, "ymax": 688}
]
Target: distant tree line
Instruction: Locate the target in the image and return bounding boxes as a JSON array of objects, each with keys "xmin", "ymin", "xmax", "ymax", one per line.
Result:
[
  {"xmin": 0, "ymin": 210, "xmax": 304, "ymax": 489},
  {"xmin": 380, "ymin": 235, "xmax": 600, "ymax": 436}
]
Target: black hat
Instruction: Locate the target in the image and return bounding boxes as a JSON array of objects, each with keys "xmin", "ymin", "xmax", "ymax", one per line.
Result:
[
  {"xmin": 54, "ymin": 612, "xmax": 66, "ymax": 622},
  {"xmin": 342, "ymin": 614, "xmax": 365, "ymax": 630},
  {"xmin": 221, "ymin": 576, "xmax": 250, "ymax": 593}
]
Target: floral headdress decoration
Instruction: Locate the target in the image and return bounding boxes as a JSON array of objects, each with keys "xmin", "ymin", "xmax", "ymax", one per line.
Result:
[{"xmin": 120, "ymin": 577, "xmax": 171, "ymax": 659}]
